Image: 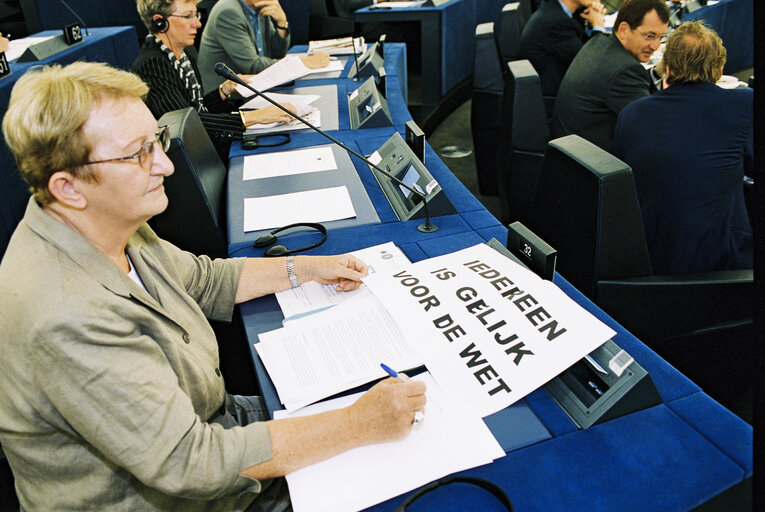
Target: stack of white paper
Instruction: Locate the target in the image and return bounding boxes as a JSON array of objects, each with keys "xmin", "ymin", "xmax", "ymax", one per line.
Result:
[
  {"xmin": 256, "ymin": 294, "xmax": 423, "ymax": 411},
  {"xmin": 378, "ymin": 0, "xmax": 426, "ymax": 8},
  {"xmin": 276, "ymin": 241, "xmax": 411, "ymax": 320},
  {"xmin": 240, "ymin": 92, "xmax": 320, "ymax": 111},
  {"xmin": 276, "ymin": 372, "xmax": 505, "ymax": 512},
  {"xmin": 5, "ymin": 36, "xmax": 55, "ymax": 61},
  {"xmin": 236, "ymin": 55, "xmax": 344, "ymax": 95},
  {"xmin": 308, "ymin": 36, "xmax": 366, "ymax": 55},
  {"xmin": 244, "ymin": 109, "xmax": 321, "ymax": 135}
]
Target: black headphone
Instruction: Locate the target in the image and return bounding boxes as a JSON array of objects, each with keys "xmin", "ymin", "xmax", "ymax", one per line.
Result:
[
  {"xmin": 253, "ymin": 222, "xmax": 327, "ymax": 257},
  {"xmin": 394, "ymin": 476, "xmax": 514, "ymax": 511},
  {"xmin": 152, "ymin": 14, "xmax": 169, "ymax": 34}
]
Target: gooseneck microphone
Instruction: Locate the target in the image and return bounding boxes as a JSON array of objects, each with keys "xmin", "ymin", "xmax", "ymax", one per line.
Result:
[
  {"xmin": 215, "ymin": 62, "xmax": 438, "ymax": 233},
  {"xmin": 350, "ymin": 35, "xmax": 362, "ymax": 82},
  {"xmin": 58, "ymin": 0, "xmax": 90, "ymax": 36}
]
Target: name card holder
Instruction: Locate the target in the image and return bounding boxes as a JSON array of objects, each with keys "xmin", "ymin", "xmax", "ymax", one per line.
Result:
[
  {"xmin": 0, "ymin": 53, "xmax": 11, "ymax": 79},
  {"xmin": 18, "ymin": 24, "xmax": 83, "ymax": 63},
  {"xmin": 347, "ymin": 76, "xmax": 393, "ymax": 130}
]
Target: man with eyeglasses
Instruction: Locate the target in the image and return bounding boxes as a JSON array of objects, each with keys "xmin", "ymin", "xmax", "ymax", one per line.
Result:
[
  {"xmin": 198, "ymin": 0, "xmax": 330, "ymax": 94},
  {"xmin": 551, "ymin": 0, "xmax": 670, "ymax": 152},
  {"xmin": 0, "ymin": 61, "xmax": 426, "ymax": 511}
]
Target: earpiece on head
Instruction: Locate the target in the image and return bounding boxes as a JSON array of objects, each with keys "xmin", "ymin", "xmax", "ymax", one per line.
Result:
[{"xmin": 152, "ymin": 14, "xmax": 169, "ymax": 34}]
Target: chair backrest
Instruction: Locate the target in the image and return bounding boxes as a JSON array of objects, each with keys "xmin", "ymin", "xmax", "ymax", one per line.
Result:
[
  {"xmin": 533, "ymin": 135, "xmax": 652, "ymax": 299},
  {"xmin": 309, "ymin": 0, "xmax": 354, "ymax": 39},
  {"xmin": 151, "ymin": 107, "xmax": 228, "ymax": 258},
  {"xmin": 310, "ymin": 0, "xmax": 329, "ymax": 15},
  {"xmin": 471, "ymin": 22, "xmax": 506, "ymax": 196},
  {"xmin": 473, "ymin": 22, "xmax": 504, "ymax": 92},
  {"xmin": 0, "ymin": 443, "xmax": 19, "ymax": 511},
  {"xmin": 517, "ymin": 0, "xmax": 534, "ymax": 29},
  {"xmin": 496, "ymin": 59, "xmax": 549, "ymax": 226},
  {"xmin": 499, "ymin": 3, "xmax": 522, "ymax": 61},
  {"xmin": 0, "ymin": 144, "xmax": 31, "ymax": 263}
]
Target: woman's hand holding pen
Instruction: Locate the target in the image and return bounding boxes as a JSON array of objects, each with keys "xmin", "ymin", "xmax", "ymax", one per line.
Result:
[{"xmin": 346, "ymin": 377, "xmax": 427, "ymax": 444}]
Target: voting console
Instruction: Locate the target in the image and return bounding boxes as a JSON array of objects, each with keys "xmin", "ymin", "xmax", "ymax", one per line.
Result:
[
  {"xmin": 348, "ymin": 76, "xmax": 393, "ymax": 129},
  {"xmin": 487, "ymin": 236, "xmax": 662, "ymax": 429},
  {"xmin": 369, "ymin": 132, "xmax": 455, "ymax": 222},
  {"xmin": 348, "ymin": 39, "xmax": 385, "ymax": 79}
]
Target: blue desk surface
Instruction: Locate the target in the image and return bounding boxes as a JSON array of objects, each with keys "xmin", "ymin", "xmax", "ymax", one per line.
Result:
[
  {"xmin": 235, "ymin": 224, "xmax": 752, "ymax": 512},
  {"xmin": 289, "ymin": 43, "xmax": 409, "ymax": 104},
  {"xmin": 355, "ymin": 0, "xmax": 474, "ymax": 100},
  {"xmin": 227, "ymin": 33, "xmax": 751, "ymax": 512}
]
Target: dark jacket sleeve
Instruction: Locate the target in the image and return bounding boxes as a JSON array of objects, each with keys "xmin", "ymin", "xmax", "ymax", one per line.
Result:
[
  {"xmin": 606, "ymin": 63, "xmax": 653, "ymax": 115},
  {"xmin": 132, "ymin": 50, "xmax": 244, "ymax": 142}
]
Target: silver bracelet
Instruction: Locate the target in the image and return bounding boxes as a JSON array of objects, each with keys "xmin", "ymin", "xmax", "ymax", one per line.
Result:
[{"xmin": 286, "ymin": 255, "xmax": 299, "ymax": 288}]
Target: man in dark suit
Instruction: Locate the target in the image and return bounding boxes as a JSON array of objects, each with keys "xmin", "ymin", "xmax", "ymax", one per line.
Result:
[
  {"xmin": 518, "ymin": 0, "xmax": 607, "ymax": 99},
  {"xmin": 613, "ymin": 21, "xmax": 753, "ymax": 275},
  {"xmin": 551, "ymin": 0, "xmax": 669, "ymax": 152}
]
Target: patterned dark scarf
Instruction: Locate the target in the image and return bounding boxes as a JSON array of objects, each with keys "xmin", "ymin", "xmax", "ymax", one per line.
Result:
[{"xmin": 152, "ymin": 35, "xmax": 208, "ymax": 112}]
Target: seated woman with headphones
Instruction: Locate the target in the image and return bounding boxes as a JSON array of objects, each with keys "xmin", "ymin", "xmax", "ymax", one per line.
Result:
[{"xmin": 132, "ymin": 0, "xmax": 296, "ymax": 161}]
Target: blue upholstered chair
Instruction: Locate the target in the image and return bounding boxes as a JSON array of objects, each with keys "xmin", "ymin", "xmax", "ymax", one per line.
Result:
[
  {"xmin": 517, "ymin": 0, "xmax": 541, "ymax": 29},
  {"xmin": 0, "ymin": 445, "xmax": 19, "ymax": 511},
  {"xmin": 153, "ymin": 107, "xmax": 228, "ymax": 259},
  {"xmin": 471, "ymin": 22, "xmax": 505, "ymax": 196},
  {"xmin": 533, "ymin": 134, "xmax": 753, "ymax": 344},
  {"xmin": 496, "ymin": 59, "xmax": 549, "ymax": 228},
  {"xmin": 308, "ymin": 0, "xmax": 353, "ymax": 39},
  {"xmin": 498, "ymin": 2, "xmax": 522, "ymax": 62},
  {"xmin": 0, "ymin": 144, "xmax": 31, "ymax": 263},
  {"xmin": 532, "ymin": 134, "xmax": 755, "ymax": 404}
]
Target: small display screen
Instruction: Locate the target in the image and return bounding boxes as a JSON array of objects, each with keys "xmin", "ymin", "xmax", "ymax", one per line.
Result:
[
  {"xmin": 397, "ymin": 164, "xmax": 424, "ymax": 201},
  {"xmin": 357, "ymin": 95, "xmax": 377, "ymax": 121}
]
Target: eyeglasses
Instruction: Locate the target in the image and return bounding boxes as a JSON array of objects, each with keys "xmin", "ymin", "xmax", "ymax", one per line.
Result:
[
  {"xmin": 79, "ymin": 126, "xmax": 170, "ymax": 169},
  {"xmin": 168, "ymin": 11, "xmax": 202, "ymax": 21},
  {"xmin": 635, "ymin": 29, "xmax": 668, "ymax": 44}
]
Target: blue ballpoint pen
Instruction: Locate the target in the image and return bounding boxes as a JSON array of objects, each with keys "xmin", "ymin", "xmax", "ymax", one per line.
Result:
[{"xmin": 380, "ymin": 363, "xmax": 410, "ymax": 381}]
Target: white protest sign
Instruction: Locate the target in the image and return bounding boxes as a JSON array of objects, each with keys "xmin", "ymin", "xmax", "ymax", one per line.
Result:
[{"xmin": 363, "ymin": 244, "xmax": 615, "ymax": 418}]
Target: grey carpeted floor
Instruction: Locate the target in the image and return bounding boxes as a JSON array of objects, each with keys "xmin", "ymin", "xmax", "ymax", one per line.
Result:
[{"xmin": 428, "ymin": 99, "xmax": 503, "ymax": 223}]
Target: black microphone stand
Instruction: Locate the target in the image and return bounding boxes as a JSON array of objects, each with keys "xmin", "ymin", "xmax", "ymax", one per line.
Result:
[
  {"xmin": 350, "ymin": 35, "xmax": 362, "ymax": 82},
  {"xmin": 58, "ymin": 0, "xmax": 90, "ymax": 36},
  {"xmin": 216, "ymin": 62, "xmax": 438, "ymax": 233}
]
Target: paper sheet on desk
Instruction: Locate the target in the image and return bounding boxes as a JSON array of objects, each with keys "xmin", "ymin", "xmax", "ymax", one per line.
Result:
[
  {"xmin": 308, "ymin": 36, "xmax": 366, "ymax": 55},
  {"xmin": 276, "ymin": 372, "xmax": 504, "ymax": 512},
  {"xmin": 243, "ymin": 186, "xmax": 355, "ymax": 232},
  {"xmin": 244, "ymin": 107, "xmax": 320, "ymax": 135},
  {"xmin": 362, "ymin": 243, "xmax": 616, "ymax": 418},
  {"xmin": 277, "ymin": 241, "xmax": 411, "ymax": 319},
  {"xmin": 257, "ymin": 294, "xmax": 423, "ymax": 411},
  {"xmin": 240, "ymin": 92, "xmax": 320, "ymax": 110},
  {"xmin": 377, "ymin": 1, "xmax": 426, "ymax": 7},
  {"xmin": 236, "ymin": 55, "xmax": 343, "ymax": 95},
  {"xmin": 243, "ymin": 146, "xmax": 337, "ymax": 180},
  {"xmin": 5, "ymin": 36, "xmax": 56, "ymax": 61}
]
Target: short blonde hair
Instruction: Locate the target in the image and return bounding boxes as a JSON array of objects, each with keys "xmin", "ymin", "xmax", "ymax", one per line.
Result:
[
  {"xmin": 2, "ymin": 61, "xmax": 149, "ymax": 205},
  {"xmin": 137, "ymin": 0, "xmax": 199, "ymax": 33},
  {"xmin": 660, "ymin": 21, "xmax": 726, "ymax": 85}
]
